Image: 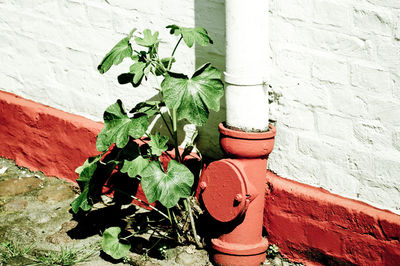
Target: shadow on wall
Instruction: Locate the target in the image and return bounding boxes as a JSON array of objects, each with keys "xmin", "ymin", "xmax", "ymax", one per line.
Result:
[
  {"xmin": 194, "ymin": 0, "xmax": 226, "ymax": 159},
  {"xmin": 146, "ymin": 0, "xmax": 226, "ymax": 159}
]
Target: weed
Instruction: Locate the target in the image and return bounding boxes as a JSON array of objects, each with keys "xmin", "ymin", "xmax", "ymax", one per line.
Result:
[
  {"xmin": 0, "ymin": 241, "xmax": 34, "ymax": 263},
  {"xmin": 33, "ymin": 246, "xmax": 97, "ymax": 266},
  {"xmin": 267, "ymin": 244, "xmax": 280, "ymax": 258}
]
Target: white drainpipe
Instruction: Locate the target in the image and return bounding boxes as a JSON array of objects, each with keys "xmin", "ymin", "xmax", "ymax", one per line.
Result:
[{"xmin": 225, "ymin": 0, "xmax": 270, "ymax": 132}]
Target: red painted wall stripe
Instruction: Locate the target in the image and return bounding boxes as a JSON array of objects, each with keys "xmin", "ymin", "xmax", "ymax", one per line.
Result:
[
  {"xmin": 0, "ymin": 90, "xmax": 102, "ymax": 181},
  {"xmin": 264, "ymin": 171, "xmax": 400, "ymax": 265},
  {"xmin": 1, "ymin": 90, "xmax": 400, "ymax": 265}
]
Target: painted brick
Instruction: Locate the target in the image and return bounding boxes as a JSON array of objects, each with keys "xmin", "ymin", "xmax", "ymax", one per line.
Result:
[
  {"xmin": 395, "ymin": 12, "xmax": 400, "ymax": 40},
  {"xmin": 113, "ymin": 0, "xmax": 162, "ymax": 13},
  {"xmin": 353, "ymin": 8, "xmax": 393, "ymax": 37},
  {"xmin": 297, "ymin": 135, "xmax": 348, "ymax": 167},
  {"xmin": 0, "ymin": 30, "xmax": 16, "ymax": 52},
  {"xmin": 2, "ymin": 89, "xmax": 400, "ymax": 265},
  {"xmin": 375, "ymin": 156, "xmax": 400, "ymax": 187},
  {"xmin": 353, "ymin": 119, "xmax": 391, "ymax": 148},
  {"xmin": 370, "ymin": 100, "xmax": 400, "ymax": 127},
  {"xmin": 1, "ymin": 0, "xmax": 400, "ymax": 230},
  {"xmin": 393, "ymin": 129, "xmax": 400, "ymax": 152},
  {"xmin": 271, "ymin": 0, "xmax": 313, "ymax": 22},
  {"xmin": 327, "ymin": 83, "xmax": 369, "ymax": 118},
  {"xmin": 267, "ymin": 0, "xmax": 400, "ymax": 213},
  {"xmin": 279, "ymin": 106, "xmax": 315, "ymax": 131},
  {"xmin": 86, "ymin": 4, "xmax": 113, "ymax": 29},
  {"xmin": 346, "ymin": 149, "xmax": 375, "ymax": 180},
  {"xmin": 284, "ymin": 153, "xmax": 324, "ymax": 187},
  {"xmin": 321, "ymin": 164, "xmax": 360, "ymax": 196},
  {"xmin": 317, "ymin": 113, "xmax": 353, "ymax": 139},
  {"xmin": 270, "ymin": 125, "xmax": 297, "ymax": 152},
  {"xmin": 0, "ymin": 91, "xmax": 102, "ymax": 180},
  {"xmin": 365, "ymin": 0, "xmax": 400, "ymax": 9},
  {"xmin": 376, "ymin": 40, "xmax": 400, "ymax": 65},
  {"xmin": 275, "ymin": 49, "xmax": 312, "ymax": 78},
  {"xmin": 289, "ymin": 83, "xmax": 328, "ymax": 109},
  {"xmin": 312, "ymin": 56, "xmax": 348, "ymax": 84},
  {"xmin": 264, "ymin": 171, "xmax": 400, "ymax": 266},
  {"xmin": 269, "ymin": 18, "xmax": 311, "ymax": 48},
  {"xmin": 359, "ymin": 183, "xmax": 400, "ymax": 213},
  {"xmin": 37, "ymin": 40, "xmax": 66, "ymax": 62},
  {"xmin": 393, "ymin": 73, "xmax": 400, "ymax": 99},
  {"xmin": 312, "ymin": 0, "xmax": 349, "ymax": 28},
  {"xmin": 351, "ymin": 64, "xmax": 391, "ymax": 94},
  {"xmin": 65, "ymin": 48, "xmax": 94, "ymax": 71},
  {"xmin": 311, "ymin": 29, "xmax": 367, "ymax": 58},
  {"xmin": 58, "ymin": 0, "xmax": 87, "ymax": 25}
]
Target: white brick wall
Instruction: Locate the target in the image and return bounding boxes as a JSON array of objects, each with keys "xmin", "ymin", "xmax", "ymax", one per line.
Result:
[
  {"xmin": 0, "ymin": 0, "xmax": 200, "ymax": 121},
  {"xmin": 268, "ymin": 0, "xmax": 400, "ymax": 214},
  {"xmin": 1, "ymin": 0, "xmax": 400, "ymax": 214}
]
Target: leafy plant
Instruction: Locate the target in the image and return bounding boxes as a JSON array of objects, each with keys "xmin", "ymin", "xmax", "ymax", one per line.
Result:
[
  {"xmin": 0, "ymin": 241, "xmax": 34, "ymax": 263},
  {"xmin": 71, "ymin": 25, "xmax": 223, "ymax": 260},
  {"xmin": 267, "ymin": 244, "xmax": 279, "ymax": 258},
  {"xmin": 0, "ymin": 242, "xmax": 96, "ymax": 265},
  {"xmin": 33, "ymin": 246, "xmax": 97, "ymax": 265}
]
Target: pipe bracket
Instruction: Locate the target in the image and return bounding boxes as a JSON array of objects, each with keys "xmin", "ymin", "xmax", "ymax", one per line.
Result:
[{"xmin": 224, "ymin": 72, "xmax": 265, "ymax": 86}]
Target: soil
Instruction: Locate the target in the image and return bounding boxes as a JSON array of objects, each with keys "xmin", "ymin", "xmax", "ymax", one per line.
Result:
[{"xmin": 0, "ymin": 157, "xmax": 301, "ymax": 266}]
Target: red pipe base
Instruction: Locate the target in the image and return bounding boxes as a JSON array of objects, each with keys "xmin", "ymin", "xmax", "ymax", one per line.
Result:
[
  {"xmin": 212, "ymin": 238, "xmax": 268, "ymax": 255},
  {"xmin": 212, "ymin": 238, "xmax": 268, "ymax": 265},
  {"xmin": 200, "ymin": 123, "xmax": 276, "ymax": 266},
  {"xmin": 213, "ymin": 252, "xmax": 266, "ymax": 266}
]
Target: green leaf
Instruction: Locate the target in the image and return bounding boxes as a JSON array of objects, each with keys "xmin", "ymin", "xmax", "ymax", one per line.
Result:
[
  {"xmin": 71, "ymin": 155, "xmax": 102, "ymax": 213},
  {"xmin": 135, "ymin": 29, "xmax": 159, "ymax": 47},
  {"xmin": 75, "ymin": 155, "xmax": 101, "ymax": 183},
  {"xmin": 129, "ymin": 62, "xmax": 146, "ymax": 84},
  {"xmin": 129, "ymin": 101, "xmax": 162, "ymax": 117},
  {"xmin": 71, "ymin": 155, "xmax": 117, "ymax": 214},
  {"xmin": 143, "ymin": 63, "xmax": 152, "ymax": 77},
  {"xmin": 131, "ymin": 51, "xmax": 147, "ymax": 63},
  {"xmin": 141, "ymin": 160, "xmax": 194, "ymax": 208},
  {"xmin": 116, "ymin": 141, "xmax": 141, "ymax": 162},
  {"xmin": 98, "ymin": 33, "xmax": 134, "ymax": 74},
  {"xmin": 166, "ymin": 25, "xmax": 213, "ymax": 48},
  {"xmin": 96, "ymin": 100, "xmax": 149, "ymax": 151},
  {"xmin": 128, "ymin": 27, "xmax": 137, "ymax": 39},
  {"xmin": 166, "ymin": 24, "xmax": 180, "ymax": 35},
  {"xmin": 71, "ymin": 187, "xmax": 92, "ymax": 213},
  {"xmin": 149, "ymin": 132, "xmax": 168, "ymax": 156},
  {"xmin": 161, "ymin": 63, "xmax": 224, "ymax": 126},
  {"xmin": 121, "ymin": 156, "xmax": 150, "ymax": 178},
  {"xmin": 102, "ymin": 227, "xmax": 131, "ymax": 260}
]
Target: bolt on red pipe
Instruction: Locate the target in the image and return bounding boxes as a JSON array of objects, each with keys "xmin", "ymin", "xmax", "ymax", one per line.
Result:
[{"xmin": 199, "ymin": 123, "xmax": 276, "ymax": 266}]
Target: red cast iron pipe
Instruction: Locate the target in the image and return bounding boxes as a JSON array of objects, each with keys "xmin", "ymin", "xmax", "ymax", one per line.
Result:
[{"xmin": 199, "ymin": 123, "xmax": 276, "ymax": 266}]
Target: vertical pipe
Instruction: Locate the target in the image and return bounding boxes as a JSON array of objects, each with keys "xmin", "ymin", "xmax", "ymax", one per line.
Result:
[{"xmin": 225, "ymin": 0, "xmax": 269, "ymax": 132}]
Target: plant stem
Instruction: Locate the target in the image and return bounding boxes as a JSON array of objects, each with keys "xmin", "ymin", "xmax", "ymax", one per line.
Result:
[
  {"xmin": 171, "ymin": 209, "xmax": 182, "ymax": 238},
  {"xmin": 159, "ymin": 111, "xmax": 173, "ymax": 138},
  {"xmin": 147, "ymin": 237, "xmax": 162, "ymax": 253},
  {"xmin": 103, "ymin": 186, "xmax": 169, "ymax": 220},
  {"xmin": 167, "ymin": 208, "xmax": 173, "ymax": 225},
  {"xmin": 167, "ymin": 36, "xmax": 182, "ymax": 71},
  {"xmin": 171, "ymin": 108, "xmax": 181, "ymax": 162},
  {"xmin": 129, "ymin": 195, "xmax": 168, "ymax": 220},
  {"xmin": 184, "ymin": 198, "xmax": 202, "ymax": 247}
]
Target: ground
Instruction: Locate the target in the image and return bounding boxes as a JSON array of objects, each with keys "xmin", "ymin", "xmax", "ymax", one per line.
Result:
[{"xmin": 0, "ymin": 157, "xmax": 300, "ymax": 266}]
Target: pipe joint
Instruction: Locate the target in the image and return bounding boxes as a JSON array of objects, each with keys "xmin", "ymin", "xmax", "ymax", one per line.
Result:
[{"xmin": 224, "ymin": 71, "xmax": 265, "ymax": 86}]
